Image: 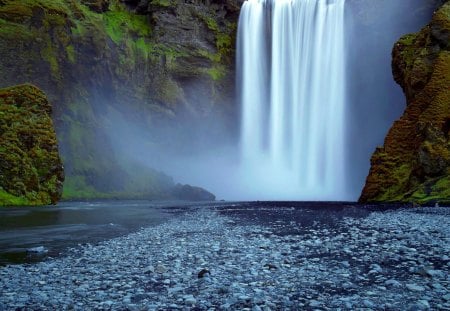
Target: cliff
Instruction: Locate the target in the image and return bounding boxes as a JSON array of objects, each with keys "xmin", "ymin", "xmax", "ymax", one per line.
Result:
[
  {"xmin": 0, "ymin": 84, "xmax": 64, "ymax": 206},
  {"xmin": 360, "ymin": 1, "xmax": 450, "ymax": 204},
  {"xmin": 0, "ymin": 0, "xmax": 237, "ymax": 199}
]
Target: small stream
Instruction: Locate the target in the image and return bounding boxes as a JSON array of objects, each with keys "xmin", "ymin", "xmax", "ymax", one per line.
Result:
[{"xmin": 0, "ymin": 200, "xmax": 200, "ymax": 265}]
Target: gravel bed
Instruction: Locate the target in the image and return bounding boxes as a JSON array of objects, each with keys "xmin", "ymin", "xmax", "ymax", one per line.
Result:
[{"xmin": 0, "ymin": 206, "xmax": 449, "ymax": 310}]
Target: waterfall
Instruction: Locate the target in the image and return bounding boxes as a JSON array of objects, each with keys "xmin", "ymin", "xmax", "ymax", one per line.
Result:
[{"xmin": 238, "ymin": 0, "xmax": 347, "ymax": 200}]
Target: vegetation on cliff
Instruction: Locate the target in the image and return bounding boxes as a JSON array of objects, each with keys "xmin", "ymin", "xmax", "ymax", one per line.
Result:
[
  {"xmin": 0, "ymin": 0, "xmax": 236, "ymax": 199},
  {"xmin": 0, "ymin": 84, "xmax": 64, "ymax": 206},
  {"xmin": 360, "ymin": 1, "xmax": 450, "ymax": 204}
]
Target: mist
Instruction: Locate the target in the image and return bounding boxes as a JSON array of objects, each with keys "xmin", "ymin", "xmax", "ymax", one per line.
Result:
[{"xmin": 99, "ymin": 0, "xmax": 440, "ymax": 201}]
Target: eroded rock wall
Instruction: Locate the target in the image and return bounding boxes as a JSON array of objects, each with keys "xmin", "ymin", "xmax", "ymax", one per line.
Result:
[
  {"xmin": 0, "ymin": 84, "xmax": 64, "ymax": 206},
  {"xmin": 360, "ymin": 1, "xmax": 450, "ymax": 204},
  {"xmin": 0, "ymin": 0, "xmax": 238, "ymax": 199}
]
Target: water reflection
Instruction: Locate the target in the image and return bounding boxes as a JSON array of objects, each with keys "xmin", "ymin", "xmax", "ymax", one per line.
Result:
[{"xmin": 0, "ymin": 201, "xmax": 182, "ymax": 265}]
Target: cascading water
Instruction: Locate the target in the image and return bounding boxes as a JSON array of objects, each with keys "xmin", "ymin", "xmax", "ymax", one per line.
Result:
[{"xmin": 238, "ymin": 0, "xmax": 347, "ymax": 200}]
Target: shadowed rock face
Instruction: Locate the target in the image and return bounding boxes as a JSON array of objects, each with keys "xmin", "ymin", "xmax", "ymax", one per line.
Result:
[
  {"xmin": 0, "ymin": 84, "xmax": 64, "ymax": 206},
  {"xmin": 0, "ymin": 0, "xmax": 238, "ymax": 199},
  {"xmin": 360, "ymin": 1, "xmax": 450, "ymax": 204},
  {"xmin": 172, "ymin": 183, "xmax": 216, "ymax": 201}
]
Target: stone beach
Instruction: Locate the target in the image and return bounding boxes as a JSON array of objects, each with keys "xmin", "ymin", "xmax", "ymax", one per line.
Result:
[{"xmin": 0, "ymin": 204, "xmax": 449, "ymax": 310}]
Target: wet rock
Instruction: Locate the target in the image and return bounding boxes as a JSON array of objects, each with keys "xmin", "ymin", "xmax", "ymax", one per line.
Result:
[
  {"xmin": 385, "ymin": 279, "xmax": 402, "ymax": 288},
  {"xmin": 363, "ymin": 299, "xmax": 374, "ymax": 308},
  {"xmin": 0, "ymin": 206, "xmax": 449, "ymax": 310},
  {"xmin": 27, "ymin": 246, "xmax": 48, "ymax": 254},
  {"xmin": 406, "ymin": 284, "xmax": 426, "ymax": 292},
  {"xmin": 309, "ymin": 300, "xmax": 322, "ymax": 307},
  {"xmin": 183, "ymin": 295, "xmax": 196, "ymax": 305},
  {"xmin": 81, "ymin": 0, "xmax": 109, "ymax": 12},
  {"xmin": 418, "ymin": 300, "xmax": 431, "ymax": 309},
  {"xmin": 155, "ymin": 265, "xmax": 167, "ymax": 274},
  {"xmin": 144, "ymin": 266, "xmax": 155, "ymax": 274},
  {"xmin": 198, "ymin": 269, "xmax": 210, "ymax": 278}
]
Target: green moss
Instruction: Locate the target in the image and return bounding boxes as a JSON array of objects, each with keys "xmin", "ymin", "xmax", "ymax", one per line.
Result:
[
  {"xmin": 0, "ymin": 18, "xmax": 33, "ymax": 39},
  {"xmin": 2, "ymin": 0, "xmax": 70, "ymax": 13},
  {"xmin": 62, "ymin": 175, "xmax": 104, "ymax": 199},
  {"xmin": 376, "ymin": 163, "xmax": 412, "ymax": 202},
  {"xmin": 0, "ymin": 3, "xmax": 34, "ymax": 22},
  {"xmin": 431, "ymin": 176, "xmax": 450, "ymax": 198},
  {"xmin": 150, "ymin": 0, "xmax": 174, "ymax": 7},
  {"xmin": 0, "ymin": 0, "xmax": 234, "ymax": 202},
  {"xmin": 156, "ymin": 78, "xmax": 182, "ymax": 105},
  {"xmin": 0, "ymin": 188, "xmax": 31, "ymax": 206},
  {"xmin": 217, "ymin": 33, "xmax": 232, "ymax": 51},
  {"xmin": 434, "ymin": 2, "xmax": 450, "ymax": 30},
  {"xmin": 197, "ymin": 49, "xmax": 221, "ymax": 62},
  {"xmin": 0, "ymin": 84, "xmax": 64, "ymax": 206},
  {"xmin": 398, "ymin": 33, "xmax": 416, "ymax": 46},
  {"xmin": 206, "ymin": 65, "xmax": 226, "ymax": 81},
  {"xmin": 193, "ymin": 15, "xmax": 235, "ymax": 82},
  {"xmin": 362, "ymin": 4, "xmax": 450, "ymax": 204},
  {"xmin": 66, "ymin": 122, "xmax": 97, "ymax": 173},
  {"xmin": 408, "ymin": 176, "xmax": 450, "ymax": 204},
  {"xmin": 66, "ymin": 44, "xmax": 76, "ymax": 63},
  {"xmin": 103, "ymin": 9, "xmax": 151, "ymax": 44},
  {"xmin": 71, "ymin": 21, "xmax": 87, "ymax": 37},
  {"xmin": 201, "ymin": 14, "xmax": 219, "ymax": 32},
  {"xmin": 135, "ymin": 38, "xmax": 152, "ymax": 57},
  {"xmin": 40, "ymin": 44, "xmax": 60, "ymax": 77}
]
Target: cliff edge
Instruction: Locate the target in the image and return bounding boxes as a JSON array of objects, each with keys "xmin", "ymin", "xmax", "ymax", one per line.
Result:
[
  {"xmin": 0, "ymin": 0, "xmax": 238, "ymax": 199},
  {"xmin": 360, "ymin": 2, "xmax": 450, "ymax": 204}
]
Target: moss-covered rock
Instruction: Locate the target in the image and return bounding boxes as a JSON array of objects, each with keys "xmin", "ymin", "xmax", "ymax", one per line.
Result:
[
  {"xmin": 360, "ymin": 2, "xmax": 450, "ymax": 204},
  {"xmin": 0, "ymin": 84, "xmax": 64, "ymax": 206},
  {"xmin": 0, "ymin": 0, "xmax": 237, "ymax": 199}
]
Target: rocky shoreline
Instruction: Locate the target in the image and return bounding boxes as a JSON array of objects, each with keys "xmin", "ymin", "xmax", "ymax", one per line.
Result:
[{"xmin": 0, "ymin": 205, "xmax": 449, "ymax": 310}]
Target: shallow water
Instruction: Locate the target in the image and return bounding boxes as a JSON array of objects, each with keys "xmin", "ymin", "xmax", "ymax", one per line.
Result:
[
  {"xmin": 0, "ymin": 200, "xmax": 406, "ymax": 265},
  {"xmin": 0, "ymin": 200, "xmax": 203, "ymax": 265}
]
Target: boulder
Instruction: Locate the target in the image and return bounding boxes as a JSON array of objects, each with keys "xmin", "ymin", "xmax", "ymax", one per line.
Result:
[{"xmin": 0, "ymin": 84, "xmax": 64, "ymax": 206}]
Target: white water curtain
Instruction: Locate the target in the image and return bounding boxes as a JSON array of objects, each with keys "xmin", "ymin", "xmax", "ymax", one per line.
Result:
[{"xmin": 238, "ymin": 0, "xmax": 347, "ymax": 200}]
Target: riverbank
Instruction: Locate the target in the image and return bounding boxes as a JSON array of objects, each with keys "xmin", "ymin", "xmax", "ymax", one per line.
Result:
[{"xmin": 0, "ymin": 205, "xmax": 449, "ymax": 310}]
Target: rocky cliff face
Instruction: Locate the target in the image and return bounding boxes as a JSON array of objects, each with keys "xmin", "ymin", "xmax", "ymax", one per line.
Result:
[
  {"xmin": 360, "ymin": 1, "xmax": 450, "ymax": 204},
  {"xmin": 0, "ymin": 84, "xmax": 64, "ymax": 206},
  {"xmin": 0, "ymin": 0, "xmax": 238, "ymax": 199}
]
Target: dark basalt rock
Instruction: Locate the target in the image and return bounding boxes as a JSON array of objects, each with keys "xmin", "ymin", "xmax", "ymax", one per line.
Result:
[
  {"xmin": 360, "ymin": 2, "xmax": 450, "ymax": 204},
  {"xmin": 81, "ymin": 0, "xmax": 110, "ymax": 12},
  {"xmin": 0, "ymin": 84, "xmax": 65, "ymax": 206},
  {"xmin": 197, "ymin": 268, "xmax": 210, "ymax": 278},
  {"xmin": 172, "ymin": 183, "xmax": 216, "ymax": 201}
]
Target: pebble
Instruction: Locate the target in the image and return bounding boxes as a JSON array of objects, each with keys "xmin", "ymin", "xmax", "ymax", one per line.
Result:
[
  {"xmin": 418, "ymin": 300, "xmax": 431, "ymax": 309},
  {"xmin": 385, "ymin": 279, "xmax": 402, "ymax": 287},
  {"xmin": 363, "ymin": 299, "xmax": 374, "ymax": 308},
  {"xmin": 0, "ymin": 206, "xmax": 448, "ymax": 310},
  {"xmin": 183, "ymin": 295, "xmax": 196, "ymax": 305},
  {"xmin": 155, "ymin": 264, "xmax": 167, "ymax": 274},
  {"xmin": 309, "ymin": 300, "xmax": 322, "ymax": 307},
  {"xmin": 406, "ymin": 284, "xmax": 426, "ymax": 292}
]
